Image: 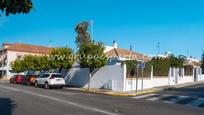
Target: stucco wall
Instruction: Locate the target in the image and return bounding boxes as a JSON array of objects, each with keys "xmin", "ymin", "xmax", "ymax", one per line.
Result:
[
  {"xmin": 65, "ymin": 64, "xmax": 126, "ymax": 92},
  {"xmin": 125, "ymin": 75, "xmax": 201, "ymax": 92}
]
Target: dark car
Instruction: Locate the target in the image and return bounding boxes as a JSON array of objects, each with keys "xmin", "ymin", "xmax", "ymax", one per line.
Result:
[
  {"xmin": 10, "ymin": 75, "xmax": 24, "ymax": 84},
  {"xmin": 22, "ymin": 74, "xmax": 40, "ymax": 85}
]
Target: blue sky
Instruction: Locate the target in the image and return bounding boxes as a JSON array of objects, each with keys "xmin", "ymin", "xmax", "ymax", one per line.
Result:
[{"xmin": 0, "ymin": 0, "xmax": 204, "ymax": 59}]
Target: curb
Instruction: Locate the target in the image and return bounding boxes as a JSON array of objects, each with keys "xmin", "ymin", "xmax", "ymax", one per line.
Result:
[{"xmin": 82, "ymin": 89, "xmax": 158, "ymax": 97}]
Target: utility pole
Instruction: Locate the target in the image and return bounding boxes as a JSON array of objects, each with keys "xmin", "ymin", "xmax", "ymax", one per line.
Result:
[
  {"xmin": 157, "ymin": 42, "xmax": 160, "ymax": 56},
  {"xmin": 130, "ymin": 45, "xmax": 132, "ymax": 60},
  {"xmin": 49, "ymin": 40, "xmax": 52, "ymax": 48},
  {"xmin": 90, "ymin": 20, "xmax": 94, "ymax": 41},
  {"xmin": 187, "ymin": 49, "xmax": 189, "ymax": 57},
  {"xmin": 136, "ymin": 63, "xmax": 140, "ymax": 93}
]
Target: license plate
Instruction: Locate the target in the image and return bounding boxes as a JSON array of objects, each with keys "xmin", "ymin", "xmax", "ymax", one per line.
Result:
[{"xmin": 56, "ymin": 79, "xmax": 61, "ymax": 81}]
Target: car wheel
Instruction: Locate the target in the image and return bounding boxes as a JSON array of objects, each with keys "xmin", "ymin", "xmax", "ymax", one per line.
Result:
[
  {"xmin": 44, "ymin": 82, "xmax": 49, "ymax": 89},
  {"xmin": 59, "ymin": 86, "xmax": 63, "ymax": 89},
  {"xmin": 34, "ymin": 81, "xmax": 38, "ymax": 88}
]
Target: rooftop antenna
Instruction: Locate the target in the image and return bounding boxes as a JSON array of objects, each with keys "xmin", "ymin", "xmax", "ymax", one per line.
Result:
[{"xmin": 157, "ymin": 42, "xmax": 160, "ymax": 56}]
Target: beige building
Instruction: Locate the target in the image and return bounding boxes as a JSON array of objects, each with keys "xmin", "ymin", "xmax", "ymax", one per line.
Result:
[{"xmin": 0, "ymin": 43, "xmax": 53, "ymax": 79}]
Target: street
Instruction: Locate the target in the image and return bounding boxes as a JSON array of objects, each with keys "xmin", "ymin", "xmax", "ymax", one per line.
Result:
[{"xmin": 0, "ymin": 81, "xmax": 204, "ymax": 115}]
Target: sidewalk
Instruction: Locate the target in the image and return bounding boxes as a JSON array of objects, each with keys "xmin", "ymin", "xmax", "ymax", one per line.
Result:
[
  {"xmin": 156, "ymin": 80, "xmax": 204, "ymax": 90},
  {"xmin": 82, "ymin": 88, "xmax": 157, "ymax": 96},
  {"xmin": 64, "ymin": 81, "xmax": 204, "ymax": 97}
]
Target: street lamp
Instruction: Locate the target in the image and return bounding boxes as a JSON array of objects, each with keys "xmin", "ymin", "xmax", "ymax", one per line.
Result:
[{"xmin": 90, "ymin": 20, "xmax": 94, "ymax": 40}]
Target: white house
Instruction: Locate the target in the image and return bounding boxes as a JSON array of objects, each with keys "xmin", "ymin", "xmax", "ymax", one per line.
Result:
[{"xmin": 65, "ymin": 41, "xmax": 150, "ymax": 91}]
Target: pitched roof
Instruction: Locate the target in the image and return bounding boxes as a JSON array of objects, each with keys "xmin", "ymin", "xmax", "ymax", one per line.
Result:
[
  {"xmin": 183, "ymin": 60, "xmax": 200, "ymax": 66},
  {"xmin": 106, "ymin": 48, "xmax": 149, "ymax": 61},
  {"xmin": 5, "ymin": 43, "xmax": 53, "ymax": 54}
]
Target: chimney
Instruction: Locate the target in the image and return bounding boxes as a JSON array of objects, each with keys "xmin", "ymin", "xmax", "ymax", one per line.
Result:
[
  {"xmin": 2, "ymin": 43, "xmax": 12, "ymax": 49},
  {"xmin": 112, "ymin": 41, "xmax": 118, "ymax": 49}
]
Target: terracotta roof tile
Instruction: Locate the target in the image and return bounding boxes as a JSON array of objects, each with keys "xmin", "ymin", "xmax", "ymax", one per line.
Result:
[
  {"xmin": 5, "ymin": 43, "xmax": 53, "ymax": 54},
  {"xmin": 106, "ymin": 48, "xmax": 149, "ymax": 61}
]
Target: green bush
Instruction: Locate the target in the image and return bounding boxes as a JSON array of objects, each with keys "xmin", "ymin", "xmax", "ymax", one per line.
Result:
[{"xmin": 126, "ymin": 56, "xmax": 184, "ymax": 77}]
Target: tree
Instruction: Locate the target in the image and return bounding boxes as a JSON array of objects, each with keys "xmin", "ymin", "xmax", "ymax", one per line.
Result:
[
  {"xmin": 75, "ymin": 21, "xmax": 91, "ymax": 47},
  {"xmin": 11, "ymin": 59, "xmax": 25, "ymax": 74},
  {"xmin": 77, "ymin": 42, "xmax": 108, "ymax": 90},
  {"xmin": 34, "ymin": 56, "xmax": 50, "ymax": 71},
  {"xmin": 0, "ymin": 0, "xmax": 33, "ymax": 16},
  {"xmin": 21, "ymin": 55, "xmax": 36, "ymax": 71},
  {"xmin": 169, "ymin": 55, "xmax": 184, "ymax": 68},
  {"xmin": 11, "ymin": 55, "xmax": 50, "ymax": 74},
  {"xmin": 49, "ymin": 48, "xmax": 75, "ymax": 73},
  {"xmin": 201, "ymin": 51, "xmax": 204, "ymax": 74}
]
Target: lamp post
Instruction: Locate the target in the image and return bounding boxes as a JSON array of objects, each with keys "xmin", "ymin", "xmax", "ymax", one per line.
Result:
[{"xmin": 90, "ymin": 20, "xmax": 94, "ymax": 40}]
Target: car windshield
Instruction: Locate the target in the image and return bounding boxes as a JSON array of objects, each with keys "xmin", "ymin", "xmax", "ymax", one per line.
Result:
[{"xmin": 52, "ymin": 74, "xmax": 63, "ymax": 78}]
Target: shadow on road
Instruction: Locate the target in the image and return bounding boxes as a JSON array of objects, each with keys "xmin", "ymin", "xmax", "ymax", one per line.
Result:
[
  {"xmin": 0, "ymin": 98, "xmax": 16, "ymax": 115},
  {"xmin": 165, "ymin": 84, "xmax": 204, "ymax": 97}
]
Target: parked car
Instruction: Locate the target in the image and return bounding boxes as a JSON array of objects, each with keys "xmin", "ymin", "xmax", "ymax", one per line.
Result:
[
  {"xmin": 34, "ymin": 73, "xmax": 65, "ymax": 89},
  {"xmin": 10, "ymin": 75, "xmax": 24, "ymax": 84},
  {"xmin": 22, "ymin": 74, "xmax": 40, "ymax": 85}
]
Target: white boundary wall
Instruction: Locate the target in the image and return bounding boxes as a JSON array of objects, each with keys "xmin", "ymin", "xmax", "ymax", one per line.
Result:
[
  {"xmin": 125, "ymin": 67, "xmax": 204, "ymax": 92},
  {"xmin": 125, "ymin": 76, "xmax": 194, "ymax": 91},
  {"xmin": 64, "ymin": 64, "xmax": 204, "ymax": 92},
  {"xmin": 65, "ymin": 63, "xmax": 127, "ymax": 92}
]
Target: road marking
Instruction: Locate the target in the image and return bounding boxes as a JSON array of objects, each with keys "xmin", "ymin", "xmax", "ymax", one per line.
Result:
[
  {"xmin": 0, "ymin": 85, "xmax": 118, "ymax": 115},
  {"xmin": 187, "ymin": 98, "xmax": 204, "ymax": 107},
  {"xmin": 0, "ymin": 85, "xmax": 21, "ymax": 92},
  {"xmin": 132, "ymin": 94, "xmax": 158, "ymax": 99}
]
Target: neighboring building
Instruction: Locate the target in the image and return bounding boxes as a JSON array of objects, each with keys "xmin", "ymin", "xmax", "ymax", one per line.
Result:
[
  {"xmin": 0, "ymin": 43, "xmax": 53, "ymax": 78},
  {"xmin": 105, "ymin": 41, "xmax": 150, "ymax": 62},
  {"xmin": 151, "ymin": 51, "xmax": 172, "ymax": 59},
  {"xmin": 181, "ymin": 56, "xmax": 201, "ymax": 76}
]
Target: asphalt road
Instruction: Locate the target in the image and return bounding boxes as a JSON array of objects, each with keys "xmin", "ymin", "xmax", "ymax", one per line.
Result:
[{"xmin": 0, "ymin": 81, "xmax": 204, "ymax": 115}]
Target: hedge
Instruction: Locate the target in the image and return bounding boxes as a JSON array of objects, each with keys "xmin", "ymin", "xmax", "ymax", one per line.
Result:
[{"xmin": 126, "ymin": 56, "xmax": 184, "ymax": 78}]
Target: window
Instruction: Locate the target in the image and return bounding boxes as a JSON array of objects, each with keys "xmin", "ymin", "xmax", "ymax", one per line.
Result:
[
  {"xmin": 40, "ymin": 74, "xmax": 50, "ymax": 78},
  {"xmin": 51, "ymin": 74, "xmax": 64, "ymax": 78}
]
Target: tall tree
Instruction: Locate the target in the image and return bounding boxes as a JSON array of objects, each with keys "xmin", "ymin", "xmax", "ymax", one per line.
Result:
[
  {"xmin": 0, "ymin": 0, "xmax": 33, "ymax": 16},
  {"xmin": 75, "ymin": 21, "xmax": 91, "ymax": 47},
  {"xmin": 49, "ymin": 48, "xmax": 75, "ymax": 73},
  {"xmin": 77, "ymin": 42, "xmax": 108, "ymax": 90}
]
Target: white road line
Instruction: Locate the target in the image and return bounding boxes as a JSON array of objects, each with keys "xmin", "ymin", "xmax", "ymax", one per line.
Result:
[
  {"xmin": 0, "ymin": 85, "xmax": 21, "ymax": 91},
  {"xmin": 132, "ymin": 94, "xmax": 158, "ymax": 99},
  {"xmin": 147, "ymin": 94, "xmax": 171, "ymax": 102},
  {"xmin": 159, "ymin": 95, "xmax": 189, "ymax": 104},
  {"xmin": 0, "ymin": 85, "xmax": 118, "ymax": 115}
]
